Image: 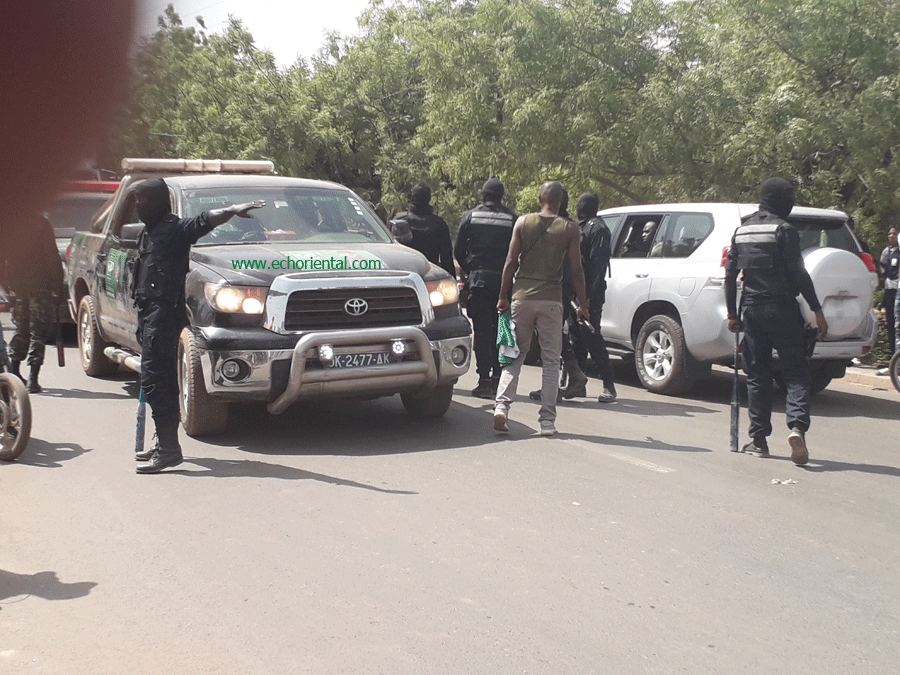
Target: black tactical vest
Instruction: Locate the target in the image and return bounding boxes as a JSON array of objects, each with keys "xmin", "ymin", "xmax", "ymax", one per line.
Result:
[
  {"xmin": 132, "ymin": 219, "xmax": 183, "ymax": 304},
  {"xmin": 732, "ymin": 212, "xmax": 796, "ymax": 301},
  {"xmin": 464, "ymin": 208, "xmax": 515, "ymax": 272}
]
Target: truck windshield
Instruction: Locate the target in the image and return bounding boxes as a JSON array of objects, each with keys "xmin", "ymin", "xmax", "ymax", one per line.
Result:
[{"xmin": 183, "ymin": 187, "xmax": 392, "ymax": 245}]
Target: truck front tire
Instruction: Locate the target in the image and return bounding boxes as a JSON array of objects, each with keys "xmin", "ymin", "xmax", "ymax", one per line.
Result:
[
  {"xmin": 401, "ymin": 382, "xmax": 455, "ymax": 419},
  {"xmin": 178, "ymin": 329, "xmax": 229, "ymax": 437},
  {"xmin": 77, "ymin": 296, "xmax": 117, "ymax": 377}
]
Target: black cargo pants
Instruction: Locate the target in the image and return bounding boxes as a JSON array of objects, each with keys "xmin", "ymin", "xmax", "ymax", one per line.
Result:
[
  {"xmin": 8, "ymin": 293, "xmax": 55, "ymax": 367},
  {"xmin": 466, "ymin": 273, "xmax": 502, "ymax": 383},
  {"xmin": 137, "ymin": 301, "xmax": 183, "ymax": 429},
  {"xmin": 741, "ymin": 300, "xmax": 811, "ymax": 440}
]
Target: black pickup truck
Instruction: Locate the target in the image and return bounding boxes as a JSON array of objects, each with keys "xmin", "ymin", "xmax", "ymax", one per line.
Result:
[{"xmin": 66, "ymin": 158, "xmax": 472, "ymax": 436}]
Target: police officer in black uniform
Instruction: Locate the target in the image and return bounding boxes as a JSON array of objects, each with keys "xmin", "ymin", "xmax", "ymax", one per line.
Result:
[
  {"xmin": 878, "ymin": 226, "xmax": 899, "ymax": 356},
  {"xmin": 392, "ymin": 184, "xmax": 456, "ymax": 279},
  {"xmin": 131, "ymin": 178, "xmax": 264, "ymax": 473},
  {"xmin": 725, "ymin": 178, "xmax": 828, "ymax": 466},
  {"xmin": 2, "ymin": 213, "xmax": 64, "ymax": 393},
  {"xmin": 574, "ymin": 193, "xmax": 616, "ymax": 402},
  {"xmin": 454, "ymin": 177, "xmax": 516, "ymax": 398}
]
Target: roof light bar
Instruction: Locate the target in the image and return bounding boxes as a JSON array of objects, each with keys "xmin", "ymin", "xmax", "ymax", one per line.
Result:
[
  {"xmin": 62, "ymin": 180, "xmax": 120, "ymax": 192},
  {"xmin": 121, "ymin": 158, "xmax": 275, "ymax": 174}
]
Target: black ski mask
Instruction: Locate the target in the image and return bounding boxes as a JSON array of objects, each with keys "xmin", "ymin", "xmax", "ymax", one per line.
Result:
[
  {"xmin": 759, "ymin": 178, "xmax": 795, "ymax": 220},
  {"xmin": 576, "ymin": 193, "xmax": 600, "ymax": 222},
  {"xmin": 134, "ymin": 178, "xmax": 171, "ymax": 226}
]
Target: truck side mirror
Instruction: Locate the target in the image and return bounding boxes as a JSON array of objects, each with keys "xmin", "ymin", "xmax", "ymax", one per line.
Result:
[{"xmin": 117, "ymin": 222, "xmax": 145, "ymax": 245}]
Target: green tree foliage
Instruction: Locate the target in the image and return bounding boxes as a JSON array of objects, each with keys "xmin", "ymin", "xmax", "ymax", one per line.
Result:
[{"xmin": 107, "ymin": 1, "xmax": 900, "ymax": 247}]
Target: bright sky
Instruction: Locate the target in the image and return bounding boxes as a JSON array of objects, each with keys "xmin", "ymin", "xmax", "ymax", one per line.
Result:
[{"xmin": 137, "ymin": 0, "xmax": 375, "ymax": 67}]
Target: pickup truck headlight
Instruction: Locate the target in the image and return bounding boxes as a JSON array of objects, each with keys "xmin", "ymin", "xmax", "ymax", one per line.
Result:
[
  {"xmin": 426, "ymin": 278, "xmax": 459, "ymax": 307},
  {"xmin": 204, "ymin": 283, "xmax": 268, "ymax": 314}
]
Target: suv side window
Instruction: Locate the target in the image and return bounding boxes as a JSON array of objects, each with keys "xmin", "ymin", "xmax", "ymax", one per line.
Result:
[
  {"xmin": 613, "ymin": 215, "xmax": 667, "ymax": 259},
  {"xmin": 656, "ymin": 212, "xmax": 715, "ymax": 258}
]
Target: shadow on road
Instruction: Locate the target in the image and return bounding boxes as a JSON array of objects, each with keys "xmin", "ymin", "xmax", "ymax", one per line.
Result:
[
  {"xmin": 778, "ymin": 455, "xmax": 900, "ymax": 478},
  {"xmin": 203, "ymin": 394, "xmax": 502, "ymax": 457},
  {"xmin": 14, "ymin": 439, "xmax": 90, "ymax": 468},
  {"xmin": 173, "ymin": 457, "xmax": 417, "ymax": 494},
  {"xmin": 38, "ymin": 387, "xmax": 135, "ymax": 401},
  {"xmin": 564, "ymin": 432, "xmax": 712, "ymax": 454},
  {"xmin": 0, "ymin": 569, "xmax": 97, "ymax": 608}
]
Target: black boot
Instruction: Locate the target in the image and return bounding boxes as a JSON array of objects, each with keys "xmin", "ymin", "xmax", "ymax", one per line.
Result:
[
  {"xmin": 27, "ymin": 364, "xmax": 41, "ymax": 393},
  {"xmin": 9, "ymin": 359, "xmax": 23, "ymax": 383},
  {"xmin": 598, "ymin": 380, "xmax": 617, "ymax": 403},
  {"xmin": 136, "ymin": 423, "xmax": 183, "ymax": 474},
  {"xmin": 135, "ymin": 432, "xmax": 158, "ymax": 462},
  {"xmin": 561, "ymin": 358, "xmax": 588, "ymax": 399},
  {"xmin": 471, "ymin": 379, "xmax": 494, "ymax": 399}
]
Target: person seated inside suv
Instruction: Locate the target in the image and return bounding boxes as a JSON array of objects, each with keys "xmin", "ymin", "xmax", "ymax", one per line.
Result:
[{"xmin": 621, "ymin": 220, "xmax": 658, "ymax": 258}]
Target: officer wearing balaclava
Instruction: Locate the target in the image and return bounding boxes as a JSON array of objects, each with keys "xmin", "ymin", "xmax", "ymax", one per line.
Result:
[
  {"xmin": 392, "ymin": 183, "xmax": 455, "ymax": 279},
  {"xmin": 454, "ymin": 177, "xmax": 517, "ymax": 398},
  {"xmin": 724, "ymin": 177, "xmax": 828, "ymax": 466},
  {"xmin": 130, "ymin": 178, "xmax": 264, "ymax": 473},
  {"xmin": 1, "ymin": 212, "xmax": 64, "ymax": 393}
]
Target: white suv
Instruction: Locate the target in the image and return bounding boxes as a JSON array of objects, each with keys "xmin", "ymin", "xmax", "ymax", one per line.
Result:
[{"xmin": 595, "ymin": 203, "xmax": 878, "ymax": 394}]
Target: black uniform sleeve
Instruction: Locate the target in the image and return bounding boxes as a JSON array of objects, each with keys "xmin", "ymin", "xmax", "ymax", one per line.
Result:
[
  {"xmin": 582, "ymin": 221, "xmax": 607, "ymax": 303},
  {"xmin": 454, "ymin": 213, "xmax": 472, "ymax": 274},
  {"xmin": 178, "ymin": 211, "xmax": 215, "ymax": 247},
  {"xmin": 724, "ymin": 234, "xmax": 740, "ymax": 318},
  {"xmin": 437, "ymin": 219, "xmax": 456, "ymax": 279},
  {"xmin": 781, "ymin": 225, "xmax": 822, "ymax": 312}
]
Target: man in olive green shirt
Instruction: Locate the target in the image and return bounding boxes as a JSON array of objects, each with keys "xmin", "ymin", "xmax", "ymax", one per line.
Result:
[{"xmin": 494, "ymin": 181, "xmax": 589, "ymax": 436}]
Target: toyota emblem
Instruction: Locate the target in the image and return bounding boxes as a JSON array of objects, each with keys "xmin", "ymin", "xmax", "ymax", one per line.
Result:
[{"xmin": 344, "ymin": 298, "xmax": 368, "ymax": 315}]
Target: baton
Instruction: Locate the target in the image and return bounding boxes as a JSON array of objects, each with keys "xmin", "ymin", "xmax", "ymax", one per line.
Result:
[
  {"xmin": 56, "ymin": 306, "xmax": 65, "ymax": 367},
  {"xmin": 730, "ymin": 329, "xmax": 740, "ymax": 452},
  {"xmin": 135, "ymin": 385, "xmax": 147, "ymax": 454}
]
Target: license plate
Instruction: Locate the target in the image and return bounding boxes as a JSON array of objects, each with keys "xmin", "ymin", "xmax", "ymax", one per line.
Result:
[{"xmin": 332, "ymin": 352, "xmax": 390, "ymax": 368}]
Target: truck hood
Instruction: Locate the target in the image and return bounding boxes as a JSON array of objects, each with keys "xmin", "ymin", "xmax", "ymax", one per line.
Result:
[{"xmin": 190, "ymin": 242, "xmax": 437, "ymax": 285}]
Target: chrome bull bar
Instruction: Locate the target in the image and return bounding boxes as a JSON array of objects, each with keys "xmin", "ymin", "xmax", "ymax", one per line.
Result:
[{"xmin": 267, "ymin": 326, "xmax": 438, "ymax": 415}]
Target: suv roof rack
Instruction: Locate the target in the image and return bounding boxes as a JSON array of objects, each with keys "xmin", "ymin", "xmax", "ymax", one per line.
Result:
[{"xmin": 121, "ymin": 158, "xmax": 275, "ymax": 174}]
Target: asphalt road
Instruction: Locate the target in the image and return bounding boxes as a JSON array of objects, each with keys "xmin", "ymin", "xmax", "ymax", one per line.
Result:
[{"xmin": 2, "ymin": 348, "xmax": 898, "ymax": 674}]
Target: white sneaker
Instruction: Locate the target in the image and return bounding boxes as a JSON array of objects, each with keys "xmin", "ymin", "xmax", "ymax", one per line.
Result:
[
  {"xmin": 493, "ymin": 410, "xmax": 508, "ymax": 433},
  {"xmin": 877, "ymin": 367, "xmax": 890, "ymax": 376},
  {"xmin": 539, "ymin": 420, "xmax": 557, "ymax": 437},
  {"xmin": 788, "ymin": 427, "xmax": 808, "ymax": 465}
]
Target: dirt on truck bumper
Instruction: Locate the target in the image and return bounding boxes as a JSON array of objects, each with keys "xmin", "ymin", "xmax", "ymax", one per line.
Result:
[{"xmin": 196, "ymin": 320, "xmax": 472, "ymax": 413}]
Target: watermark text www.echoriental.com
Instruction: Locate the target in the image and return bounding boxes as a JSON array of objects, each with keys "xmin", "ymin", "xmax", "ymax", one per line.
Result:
[{"xmin": 231, "ymin": 256, "xmax": 383, "ymax": 271}]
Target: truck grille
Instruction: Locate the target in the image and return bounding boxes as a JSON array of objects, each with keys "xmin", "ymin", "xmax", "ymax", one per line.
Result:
[{"xmin": 284, "ymin": 287, "xmax": 422, "ymax": 331}]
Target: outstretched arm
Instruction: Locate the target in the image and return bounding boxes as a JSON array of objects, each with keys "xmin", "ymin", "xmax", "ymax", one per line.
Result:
[{"xmin": 207, "ymin": 200, "xmax": 266, "ymax": 227}]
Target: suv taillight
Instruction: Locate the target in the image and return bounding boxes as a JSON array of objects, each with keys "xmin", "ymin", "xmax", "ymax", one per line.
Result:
[
  {"xmin": 860, "ymin": 252, "xmax": 877, "ymax": 273},
  {"xmin": 720, "ymin": 246, "xmax": 730, "ymax": 267}
]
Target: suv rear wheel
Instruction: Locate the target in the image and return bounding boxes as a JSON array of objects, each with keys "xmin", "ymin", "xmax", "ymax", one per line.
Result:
[
  {"xmin": 178, "ymin": 329, "xmax": 228, "ymax": 436},
  {"xmin": 635, "ymin": 314, "xmax": 693, "ymax": 395}
]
